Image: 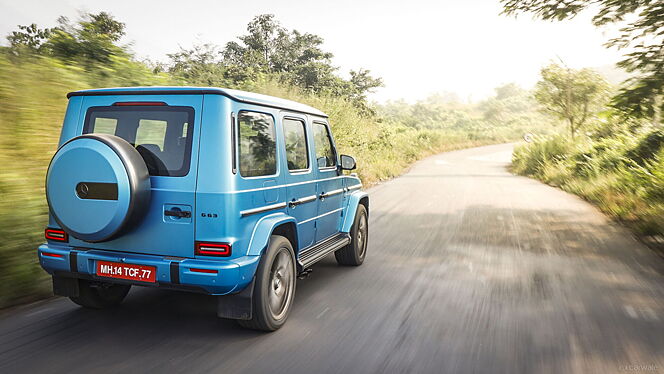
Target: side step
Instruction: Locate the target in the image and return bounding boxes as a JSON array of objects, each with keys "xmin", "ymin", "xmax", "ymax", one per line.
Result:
[{"xmin": 298, "ymin": 233, "xmax": 351, "ymax": 269}]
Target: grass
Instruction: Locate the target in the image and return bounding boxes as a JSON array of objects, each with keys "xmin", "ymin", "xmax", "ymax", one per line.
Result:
[{"xmin": 512, "ymin": 128, "xmax": 664, "ymax": 238}]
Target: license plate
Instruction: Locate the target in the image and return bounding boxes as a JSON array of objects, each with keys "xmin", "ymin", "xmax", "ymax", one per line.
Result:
[{"xmin": 96, "ymin": 261, "xmax": 156, "ymax": 283}]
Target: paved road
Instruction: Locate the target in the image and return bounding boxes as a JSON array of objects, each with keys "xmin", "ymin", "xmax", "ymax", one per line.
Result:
[{"xmin": 2, "ymin": 143, "xmax": 664, "ymax": 373}]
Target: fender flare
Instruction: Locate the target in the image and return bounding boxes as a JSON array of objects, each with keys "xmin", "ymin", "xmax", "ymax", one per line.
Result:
[
  {"xmin": 341, "ymin": 191, "xmax": 369, "ymax": 233},
  {"xmin": 246, "ymin": 213, "xmax": 297, "ymax": 256}
]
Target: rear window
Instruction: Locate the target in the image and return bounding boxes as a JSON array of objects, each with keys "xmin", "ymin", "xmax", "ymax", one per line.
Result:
[{"xmin": 84, "ymin": 106, "xmax": 194, "ymax": 177}]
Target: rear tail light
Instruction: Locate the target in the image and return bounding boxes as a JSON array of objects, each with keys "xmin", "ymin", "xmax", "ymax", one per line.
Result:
[
  {"xmin": 195, "ymin": 242, "xmax": 231, "ymax": 257},
  {"xmin": 45, "ymin": 228, "xmax": 68, "ymax": 242},
  {"xmin": 42, "ymin": 252, "xmax": 64, "ymax": 258}
]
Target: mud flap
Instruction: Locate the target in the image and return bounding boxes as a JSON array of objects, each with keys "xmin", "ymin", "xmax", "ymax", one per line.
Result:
[
  {"xmin": 217, "ymin": 278, "xmax": 254, "ymax": 320},
  {"xmin": 52, "ymin": 276, "xmax": 80, "ymax": 297}
]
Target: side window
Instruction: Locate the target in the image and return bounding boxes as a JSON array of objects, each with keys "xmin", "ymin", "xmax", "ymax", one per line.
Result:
[
  {"xmin": 282, "ymin": 118, "xmax": 309, "ymax": 171},
  {"xmin": 313, "ymin": 122, "xmax": 336, "ymax": 168},
  {"xmin": 238, "ymin": 111, "xmax": 277, "ymax": 177}
]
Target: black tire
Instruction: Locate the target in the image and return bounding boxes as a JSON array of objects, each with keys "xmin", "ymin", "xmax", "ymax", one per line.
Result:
[
  {"xmin": 70, "ymin": 279, "xmax": 131, "ymax": 309},
  {"xmin": 238, "ymin": 235, "xmax": 296, "ymax": 331},
  {"xmin": 335, "ymin": 204, "xmax": 368, "ymax": 266}
]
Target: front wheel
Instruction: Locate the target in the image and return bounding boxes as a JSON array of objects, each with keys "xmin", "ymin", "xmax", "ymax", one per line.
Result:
[
  {"xmin": 335, "ymin": 204, "xmax": 368, "ymax": 266},
  {"xmin": 238, "ymin": 235, "xmax": 296, "ymax": 331}
]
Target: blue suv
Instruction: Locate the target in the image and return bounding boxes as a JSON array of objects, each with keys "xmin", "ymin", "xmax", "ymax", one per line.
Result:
[{"xmin": 39, "ymin": 87, "xmax": 369, "ymax": 331}]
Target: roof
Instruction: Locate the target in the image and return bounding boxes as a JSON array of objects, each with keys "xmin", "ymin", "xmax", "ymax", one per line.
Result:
[{"xmin": 67, "ymin": 86, "xmax": 328, "ymax": 117}]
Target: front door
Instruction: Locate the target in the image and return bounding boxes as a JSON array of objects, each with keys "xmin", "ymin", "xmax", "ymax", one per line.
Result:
[{"xmin": 312, "ymin": 121, "xmax": 343, "ymax": 242}]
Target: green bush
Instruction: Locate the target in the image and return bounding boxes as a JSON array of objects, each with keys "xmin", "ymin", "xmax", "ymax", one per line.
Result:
[
  {"xmin": 512, "ymin": 134, "xmax": 574, "ymax": 175},
  {"xmin": 513, "ymin": 127, "xmax": 664, "ymax": 237},
  {"xmin": 626, "ymin": 130, "xmax": 664, "ymax": 166}
]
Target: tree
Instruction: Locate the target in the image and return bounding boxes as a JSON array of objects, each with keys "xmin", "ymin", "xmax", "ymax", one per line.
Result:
[
  {"xmin": 80, "ymin": 12, "xmax": 125, "ymax": 42},
  {"xmin": 45, "ymin": 12, "xmax": 126, "ymax": 65},
  {"xmin": 494, "ymin": 83, "xmax": 525, "ymax": 100},
  {"xmin": 168, "ymin": 43, "xmax": 229, "ymax": 86},
  {"xmin": 348, "ymin": 69, "xmax": 384, "ymax": 102},
  {"xmin": 6, "ymin": 24, "xmax": 53, "ymax": 55},
  {"xmin": 482, "ymin": 83, "xmax": 536, "ymax": 126},
  {"xmin": 223, "ymin": 14, "xmax": 285, "ymax": 72},
  {"xmin": 220, "ymin": 14, "xmax": 382, "ymax": 106},
  {"xmin": 534, "ymin": 64, "xmax": 610, "ymax": 138},
  {"xmin": 223, "ymin": 15, "xmax": 335, "ymax": 80},
  {"xmin": 501, "ymin": 0, "xmax": 663, "ymax": 124}
]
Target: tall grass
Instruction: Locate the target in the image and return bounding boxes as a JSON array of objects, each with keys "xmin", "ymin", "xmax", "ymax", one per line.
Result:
[{"xmin": 512, "ymin": 128, "xmax": 664, "ymax": 237}]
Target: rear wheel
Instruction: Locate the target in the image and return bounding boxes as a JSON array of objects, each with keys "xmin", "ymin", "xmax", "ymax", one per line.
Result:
[
  {"xmin": 238, "ymin": 235, "xmax": 296, "ymax": 331},
  {"xmin": 70, "ymin": 279, "xmax": 131, "ymax": 309},
  {"xmin": 335, "ymin": 204, "xmax": 368, "ymax": 266}
]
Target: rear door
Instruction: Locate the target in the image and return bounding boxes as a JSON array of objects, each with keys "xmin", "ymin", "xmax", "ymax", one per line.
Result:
[
  {"xmin": 281, "ymin": 114, "xmax": 317, "ymax": 250},
  {"xmin": 70, "ymin": 94, "xmax": 202, "ymax": 258}
]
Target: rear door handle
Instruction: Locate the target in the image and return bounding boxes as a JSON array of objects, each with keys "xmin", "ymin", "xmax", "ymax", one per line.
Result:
[
  {"xmin": 164, "ymin": 209, "xmax": 191, "ymax": 218},
  {"xmin": 288, "ymin": 195, "xmax": 317, "ymax": 208}
]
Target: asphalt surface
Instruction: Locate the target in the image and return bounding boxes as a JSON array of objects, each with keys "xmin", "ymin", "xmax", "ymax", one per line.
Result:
[{"xmin": 2, "ymin": 143, "xmax": 664, "ymax": 373}]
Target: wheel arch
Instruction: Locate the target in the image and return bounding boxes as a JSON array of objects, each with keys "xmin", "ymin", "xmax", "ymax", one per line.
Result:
[
  {"xmin": 246, "ymin": 213, "xmax": 298, "ymax": 256},
  {"xmin": 341, "ymin": 191, "xmax": 369, "ymax": 233},
  {"xmin": 271, "ymin": 222, "xmax": 298, "ymax": 254}
]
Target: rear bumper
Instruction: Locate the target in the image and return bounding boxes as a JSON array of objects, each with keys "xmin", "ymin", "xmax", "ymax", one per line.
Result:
[{"xmin": 38, "ymin": 243, "xmax": 260, "ymax": 295}]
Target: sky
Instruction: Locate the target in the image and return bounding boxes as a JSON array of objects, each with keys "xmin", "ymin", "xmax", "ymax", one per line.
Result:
[{"xmin": 0, "ymin": 0, "xmax": 624, "ymax": 102}]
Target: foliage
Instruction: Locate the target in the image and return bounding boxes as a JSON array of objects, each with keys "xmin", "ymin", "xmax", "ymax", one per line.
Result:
[
  {"xmin": 626, "ymin": 130, "xmax": 664, "ymax": 166},
  {"xmin": 508, "ymin": 8, "xmax": 662, "ymax": 233},
  {"xmin": 6, "ymin": 23, "xmax": 53, "ymax": 54},
  {"xmin": 220, "ymin": 14, "xmax": 382, "ymax": 108},
  {"xmin": 46, "ymin": 13, "xmax": 127, "ymax": 66},
  {"xmin": 167, "ymin": 43, "xmax": 230, "ymax": 86},
  {"xmin": 378, "ymin": 83, "xmax": 559, "ymax": 140},
  {"xmin": 501, "ymin": 0, "xmax": 664, "ymax": 123},
  {"xmin": 534, "ymin": 63, "xmax": 610, "ymax": 138},
  {"xmin": 512, "ymin": 123, "xmax": 664, "ymax": 236}
]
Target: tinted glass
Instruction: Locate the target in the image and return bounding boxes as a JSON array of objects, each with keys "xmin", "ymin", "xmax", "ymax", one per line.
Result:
[
  {"xmin": 283, "ymin": 118, "xmax": 309, "ymax": 171},
  {"xmin": 136, "ymin": 119, "xmax": 168, "ymax": 150},
  {"xmin": 313, "ymin": 122, "xmax": 336, "ymax": 168},
  {"xmin": 238, "ymin": 111, "xmax": 277, "ymax": 177},
  {"xmin": 84, "ymin": 106, "xmax": 194, "ymax": 177}
]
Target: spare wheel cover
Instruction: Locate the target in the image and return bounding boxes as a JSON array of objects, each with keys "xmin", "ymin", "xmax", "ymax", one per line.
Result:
[{"xmin": 46, "ymin": 134, "xmax": 151, "ymax": 242}]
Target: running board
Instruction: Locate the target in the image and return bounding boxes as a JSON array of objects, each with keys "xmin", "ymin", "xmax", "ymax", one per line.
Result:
[{"xmin": 298, "ymin": 233, "xmax": 351, "ymax": 269}]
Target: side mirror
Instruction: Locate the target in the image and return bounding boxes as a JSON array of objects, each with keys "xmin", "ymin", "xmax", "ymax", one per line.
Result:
[{"xmin": 340, "ymin": 154, "xmax": 356, "ymax": 171}]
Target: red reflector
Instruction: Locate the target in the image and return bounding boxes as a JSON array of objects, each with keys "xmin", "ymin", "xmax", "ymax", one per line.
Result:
[
  {"xmin": 45, "ymin": 229, "xmax": 68, "ymax": 242},
  {"xmin": 195, "ymin": 242, "xmax": 231, "ymax": 257},
  {"xmin": 113, "ymin": 101, "xmax": 167, "ymax": 106},
  {"xmin": 42, "ymin": 252, "xmax": 64, "ymax": 258},
  {"xmin": 189, "ymin": 268, "xmax": 218, "ymax": 274}
]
